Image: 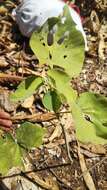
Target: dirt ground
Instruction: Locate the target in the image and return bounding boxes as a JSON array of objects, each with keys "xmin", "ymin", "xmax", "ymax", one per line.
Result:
[{"xmin": 0, "ymin": 0, "xmax": 107, "ymax": 190}]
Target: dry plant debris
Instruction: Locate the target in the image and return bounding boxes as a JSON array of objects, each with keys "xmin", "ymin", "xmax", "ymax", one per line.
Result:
[{"xmin": 0, "ymin": 0, "xmax": 107, "ymax": 190}]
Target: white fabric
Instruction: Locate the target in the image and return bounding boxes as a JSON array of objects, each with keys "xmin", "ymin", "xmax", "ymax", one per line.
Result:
[{"xmin": 13, "ymin": 0, "xmax": 88, "ymax": 50}]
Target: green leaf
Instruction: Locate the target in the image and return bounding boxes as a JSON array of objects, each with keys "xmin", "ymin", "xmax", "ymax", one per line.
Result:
[
  {"xmin": 42, "ymin": 90, "xmax": 61, "ymax": 112},
  {"xmin": 91, "ymin": 117, "xmax": 107, "ymax": 139},
  {"xmin": 70, "ymin": 92, "xmax": 107, "ymax": 144},
  {"xmin": 0, "ymin": 122, "xmax": 45, "ymax": 174},
  {"xmin": 16, "ymin": 122, "xmax": 45, "ymax": 149},
  {"xmin": 77, "ymin": 92, "xmax": 107, "ymax": 140},
  {"xmin": 71, "ymin": 102, "xmax": 107, "ymax": 145},
  {"xmin": 77, "ymin": 92, "xmax": 107, "ymax": 124},
  {"xmin": 10, "ymin": 76, "xmax": 43, "ymax": 102},
  {"xmin": 0, "ymin": 134, "xmax": 23, "ymax": 175},
  {"xmin": 30, "ymin": 5, "xmax": 84, "ymax": 77},
  {"xmin": 48, "ymin": 69, "xmax": 77, "ymax": 104}
]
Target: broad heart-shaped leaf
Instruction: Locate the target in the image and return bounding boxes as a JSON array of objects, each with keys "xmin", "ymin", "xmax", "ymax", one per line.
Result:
[
  {"xmin": 0, "ymin": 134, "xmax": 23, "ymax": 175},
  {"xmin": 48, "ymin": 69, "xmax": 77, "ymax": 104},
  {"xmin": 77, "ymin": 92, "xmax": 107, "ymax": 124},
  {"xmin": 42, "ymin": 90, "xmax": 61, "ymax": 112},
  {"xmin": 77, "ymin": 92, "xmax": 107, "ymax": 140},
  {"xmin": 0, "ymin": 122, "xmax": 45, "ymax": 174},
  {"xmin": 71, "ymin": 102, "xmax": 107, "ymax": 145},
  {"xmin": 30, "ymin": 5, "xmax": 85, "ymax": 77},
  {"xmin": 16, "ymin": 122, "xmax": 45, "ymax": 149},
  {"xmin": 10, "ymin": 76, "xmax": 43, "ymax": 102}
]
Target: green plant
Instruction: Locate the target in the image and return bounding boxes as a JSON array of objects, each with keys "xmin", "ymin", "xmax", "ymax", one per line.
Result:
[
  {"xmin": 0, "ymin": 122, "xmax": 45, "ymax": 174},
  {"xmin": 11, "ymin": 5, "xmax": 107, "ymax": 144},
  {"xmin": 1, "ymin": 5, "xmax": 106, "ymax": 175},
  {"xmin": 29, "ymin": 6, "xmax": 107, "ymax": 144}
]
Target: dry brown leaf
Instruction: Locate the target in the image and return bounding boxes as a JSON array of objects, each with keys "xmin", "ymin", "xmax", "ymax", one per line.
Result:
[
  {"xmin": 98, "ymin": 21, "xmax": 107, "ymax": 64},
  {"xmin": 90, "ymin": 144, "xmax": 106, "ymax": 155},
  {"xmin": 0, "ymin": 6, "xmax": 8, "ymax": 15},
  {"xmin": 0, "ymin": 57, "xmax": 9, "ymax": 67},
  {"xmin": 90, "ymin": 10, "xmax": 100, "ymax": 33},
  {"xmin": 80, "ymin": 148, "xmax": 99, "ymax": 158},
  {"xmin": 21, "ymin": 95, "xmax": 34, "ymax": 109},
  {"xmin": 80, "ymin": 143, "xmax": 106, "ymax": 155},
  {"xmin": 23, "ymin": 158, "xmax": 59, "ymax": 190},
  {"xmin": 44, "ymin": 176, "xmax": 59, "ymax": 190},
  {"xmin": 49, "ymin": 124, "xmax": 62, "ymax": 142},
  {"xmin": 26, "ymin": 173, "xmax": 59, "ymax": 190},
  {"xmin": 0, "ymin": 90, "xmax": 17, "ymax": 112},
  {"xmin": 45, "ymin": 139, "xmax": 65, "ymax": 149},
  {"xmin": 3, "ymin": 168, "xmax": 41, "ymax": 190}
]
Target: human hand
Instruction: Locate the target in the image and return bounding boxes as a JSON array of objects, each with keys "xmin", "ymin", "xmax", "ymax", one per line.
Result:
[{"xmin": 0, "ymin": 110, "xmax": 12, "ymax": 131}]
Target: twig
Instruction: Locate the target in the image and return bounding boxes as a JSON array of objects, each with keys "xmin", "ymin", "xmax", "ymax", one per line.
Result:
[
  {"xmin": 11, "ymin": 111, "xmax": 71, "ymax": 123},
  {"xmin": 0, "ymin": 162, "xmax": 71, "ymax": 180},
  {"xmin": 0, "ymin": 73, "xmax": 24, "ymax": 83},
  {"xmin": 56, "ymin": 114, "xmax": 73, "ymax": 163},
  {"xmin": 12, "ymin": 112, "xmax": 57, "ymax": 123},
  {"xmin": 25, "ymin": 68, "xmax": 43, "ymax": 77},
  {"xmin": 0, "ymin": 20, "xmax": 12, "ymax": 26},
  {"xmin": 61, "ymin": 123, "xmax": 73, "ymax": 163}
]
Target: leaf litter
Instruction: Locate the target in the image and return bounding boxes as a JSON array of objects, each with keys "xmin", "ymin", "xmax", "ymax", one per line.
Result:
[{"xmin": 0, "ymin": 0, "xmax": 107, "ymax": 190}]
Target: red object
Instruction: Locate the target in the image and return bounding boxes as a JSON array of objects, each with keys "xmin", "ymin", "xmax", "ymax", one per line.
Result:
[
  {"xmin": 69, "ymin": 3, "xmax": 80, "ymax": 15},
  {"xmin": 63, "ymin": 0, "xmax": 69, "ymax": 2},
  {"xmin": 62, "ymin": 0, "xmax": 84, "ymax": 22}
]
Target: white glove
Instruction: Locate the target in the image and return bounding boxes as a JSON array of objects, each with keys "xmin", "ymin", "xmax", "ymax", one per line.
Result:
[{"xmin": 12, "ymin": 0, "xmax": 87, "ymax": 50}]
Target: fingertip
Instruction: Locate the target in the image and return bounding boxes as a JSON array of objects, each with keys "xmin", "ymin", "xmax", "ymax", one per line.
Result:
[
  {"xmin": 0, "ymin": 119, "xmax": 12, "ymax": 128},
  {"xmin": 0, "ymin": 110, "xmax": 11, "ymax": 119}
]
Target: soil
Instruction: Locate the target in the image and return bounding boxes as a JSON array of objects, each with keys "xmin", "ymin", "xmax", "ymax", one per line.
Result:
[{"xmin": 0, "ymin": 0, "xmax": 107, "ymax": 190}]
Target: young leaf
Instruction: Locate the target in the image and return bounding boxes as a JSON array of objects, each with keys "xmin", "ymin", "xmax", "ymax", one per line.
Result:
[
  {"xmin": 10, "ymin": 76, "xmax": 43, "ymax": 102},
  {"xmin": 16, "ymin": 122, "xmax": 45, "ymax": 149},
  {"xmin": 30, "ymin": 5, "xmax": 84, "ymax": 77},
  {"xmin": 77, "ymin": 92, "xmax": 107, "ymax": 139},
  {"xmin": 0, "ymin": 134, "xmax": 23, "ymax": 175},
  {"xmin": 42, "ymin": 90, "xmax": 61, "ymax": 112},
  {"xmin": 77, "ymin": 92, "xmax": 107, "ymax": 124},
  {"xmin": 71, "ymin": 102, "xmax": 107, "ymax": 145},
  {"xmin": 48, "ymin": 69, "xmax": 77, "ymax": 104},
  {"xmin": 91, "ymin": 117, "xmax": 107, "ymax": 139},
  {"xmin": 70, "ymin": 92, "xmax": 107, "ymax": 144}
]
